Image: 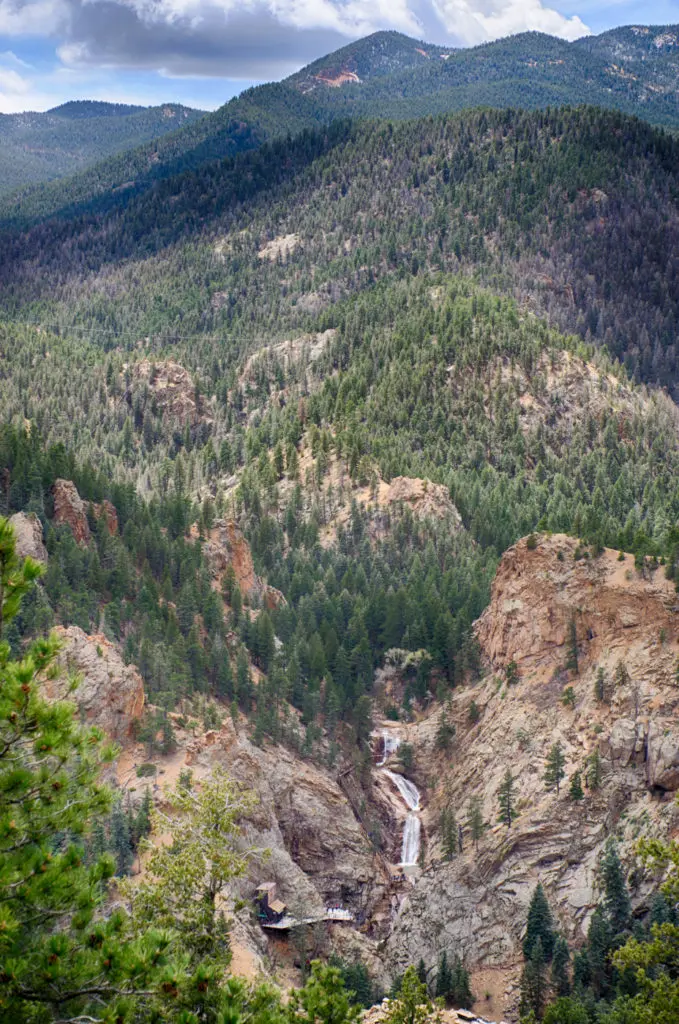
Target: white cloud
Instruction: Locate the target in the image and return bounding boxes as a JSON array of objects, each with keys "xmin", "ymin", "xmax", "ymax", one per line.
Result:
[
  {"xmin": 0, "ymin": 0, "xmax": 68, "ymax": 35},
  {"xmin": 0, "ymin": 0, "xmax": 594, "ymax": 106},
  {"xmin": 0, "ymin": 66, "xmax": 30, "ymax": 91},
  {"xmin": 432, "ymin": 0, "xmax": 590, "ymax": 43}
]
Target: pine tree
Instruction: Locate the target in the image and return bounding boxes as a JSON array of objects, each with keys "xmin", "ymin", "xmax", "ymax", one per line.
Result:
[
  {"xmin": 594, "ymin": 667, "xmax": 607, "ymax": 703},
  {"xmin": 435, "ymin": 709, "xmax": 455, "ymax": 751},
  {"xmin": 497, "ymin": 768, "xmax": 516, "ymax": 829},
  {"xmin": 551, "ymin": 936, "xmax": 571, "ymax": 997},
  {"xmin": 523, "ymin": 884, "xmax": 556, "ymax": 960},
  {"xmin": 110, "ymin": 799, "xmax": 133, "ymax": 876},
  {"xmin": 0, "ymin": 518, "xmax": 179, "ymax": 1022},
  {"xmin": 586, "ymin": 749, "xmax": 603, "ymax": 791},
  {"xmin": 544, "ymin": 742, "xmax": 567, "ymax": 795},
  {"xmin": 441, "ymin": 807, "xmax": 457, "ymax": 861},
  {"xmin": 435, "ymin": 951, "xmax": 453, "ymax": 1002},
  {"xmin": 520, "ymin": 937, "xmax": 548, "ymax": 1020},
  {"xmin": 569, "ymin": 771, "xmax": 584, "ymax": 801},
  {"xmin": 601, "ymin": 841, "xmax": 631, "ymax": 935},
  {"xmin": 450, "ymin": 956, "xmax": 473, "ymax": 1009},
  {"xmin": 467, "ymin": 795, "xmax": 485, "ymax": 849},
  {"xmin": 416, "ymin": 958, "xmax": 428, "ymax": 988}
]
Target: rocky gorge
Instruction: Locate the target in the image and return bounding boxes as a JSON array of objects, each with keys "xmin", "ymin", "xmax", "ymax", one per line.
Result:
[{"xmin": 32, "ymin": 517, "xmax": 679, "ymax": 1021}]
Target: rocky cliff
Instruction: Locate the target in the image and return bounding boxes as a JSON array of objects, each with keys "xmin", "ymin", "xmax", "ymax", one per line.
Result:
[
  {"xmin": 52, "ymin": 479, "xmax": 118, "ymax": 546},
  {"xmin": 10, "ymin": 511, "xmax": 47, "ymax": 563},
  {"xmin": 384, "ymin": 534, "xmax": 679, "ymax": 1019},
  {"xmin": 202, "ymin": 518, "xmax": 286, "ymax": 609},
  {"xmin": 50, "ymin": 626, "xmax": 145, "ymax": 742}
]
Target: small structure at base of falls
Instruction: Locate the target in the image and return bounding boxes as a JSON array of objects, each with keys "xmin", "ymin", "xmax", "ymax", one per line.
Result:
[
  {"xmin": 254, "ymin": 883, "xmax": 354, "ymax": 931},
  {"xmin": 255, "ymin": 882, "xmax": 288, "ymax": 925}
]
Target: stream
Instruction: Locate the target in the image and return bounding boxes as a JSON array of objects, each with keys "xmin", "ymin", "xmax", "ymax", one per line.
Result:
[{"xmin": 377, "ymin": 730, "xmax": 422, "ymax": 867}]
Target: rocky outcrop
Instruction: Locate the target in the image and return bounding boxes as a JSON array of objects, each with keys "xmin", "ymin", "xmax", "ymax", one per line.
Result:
[
  {"xmin": 9, "ymin": 511, "xmax": 47, "ymax": 563},
  {"xmin": 53, "ymin": 479, "xmax": 90, "ymax": 545},
  {"xmin": 203, "ymin": 519, "xmax": 286, "ymax": 609},
  {"xmin": 52, "ymin": 480, "xmax": 118, "ymax": 546},
  {"xmin": 475, "ymin": 533, "xmax": 676, "ymax": 674},
  {"xmin": 130, "ymin": 360, "xmax": 209, "ymax": 427},
  {"xmin": 384, "ymin": 534, "xmax": 679, "ymax": 1019},
  {"xmin": 50, "ymin": 626, "xmax": 145, "ymax": 742},
  {"xmin": 385, "ymin": 477, "xmax": 461, "ymax": 525}
]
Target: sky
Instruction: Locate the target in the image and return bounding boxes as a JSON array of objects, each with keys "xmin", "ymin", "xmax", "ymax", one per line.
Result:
[{"xmin": 0, "ymin": 0, "xmax": 677, "ymax": 113}]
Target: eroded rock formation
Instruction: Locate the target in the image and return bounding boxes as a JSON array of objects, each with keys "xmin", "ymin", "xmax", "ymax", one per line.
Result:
[
  {"xmin": 50, "ymin": 626, "xmax": 145, "ymax": 742},
  {"xmin": 52, "ymin": 479, "xmax": 118, "ymax": 546},
  {"xmin": 384, "ymin": 534, "xmax": 679, "ymax": 1019},
  {"xmin": 203, "ymin": 519, "xmax": 286, "ymax": 609},
  {"xmin": 9, "ymin": 511, "xmax": 47, "ymax": 563},
  {"xmin": 130, "ymin": 360, "xmax": 209, "ymax": 427}
]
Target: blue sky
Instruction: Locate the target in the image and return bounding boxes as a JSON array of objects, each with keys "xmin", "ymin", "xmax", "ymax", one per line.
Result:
[{"xmin": 0, "ymin": 0, "xmax": 676, "ymax": 114}]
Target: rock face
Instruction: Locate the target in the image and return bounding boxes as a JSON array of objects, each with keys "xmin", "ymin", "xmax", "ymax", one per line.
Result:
[
  {"xmin": 187, "ymin": 724, "xmax": 385, "ymax": 917},
  {"xmin": 50, "ymin": 626, "xmax": 145, "ymax": 742},
  {"xmin": 203, "ymin": 519, "xmax": 286, "ymax": 609},
  {"xmin": 52, "ymin": 480, "xmax": 118, "ymax": 545},
  {"xmin": 385, "ymin": 477, "xmax": 461, "ymax": 525},
  {"xmin": 130, "ymin": 360, "xmax": 208, "ymax": 427},
  {"xmin": 9, "ymin": 511, "xmax": 47, "ymax": 563},
  {"xmin": 385, "ymin": 534, "xmax": 679, "ymax": 1019},
  {"xmin": 53, "ymin": 479, "xmax": 90, "ymax": 545}
]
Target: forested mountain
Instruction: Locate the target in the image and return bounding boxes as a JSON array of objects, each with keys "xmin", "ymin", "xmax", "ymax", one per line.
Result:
[
  {"xmin": 3, "ymin": 23, "xmax": 679, "ymax": 225},
  {"xmin": 5, "ymin": 28, "xmax": 679, "ymax": 1024},
  {"xmin": 1, "ymin": 108, "xmax": 677, "ymax": 394},
  {"xmin": 0, "ymin": 101, "xmax": 204, "ymax": 197}
]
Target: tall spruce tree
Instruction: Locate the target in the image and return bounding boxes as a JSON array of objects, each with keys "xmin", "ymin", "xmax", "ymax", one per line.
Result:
[
  {"xmin": 523, "ymin": 883, "xmax": 556, "ymax": 960},
  {"xmin": 551, "ymin": 936, "xmax": 571, "ymax": 997},
  {"xmin": 544, "ymin": 742, "xmax": 567, "ymax": 795},
  {"xmin": 497, "ymin": 769, "xmax": 516, "ymax": 829},
  {"xmin": 520, "ymin": 937, "xmax": 548, "ymax": 1021},
  {"xmin": 601, "ymin": 841, "xmax": 631, "ymax": 935}
]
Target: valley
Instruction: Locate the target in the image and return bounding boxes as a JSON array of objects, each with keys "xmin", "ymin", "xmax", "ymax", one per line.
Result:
[{"xmin": 3, "ymin": 17, "xmax": 679, "ymax": 1024}]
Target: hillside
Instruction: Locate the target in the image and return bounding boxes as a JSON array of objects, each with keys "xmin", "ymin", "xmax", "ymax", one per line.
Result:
[
  {"xmin": 1, "ymin": 108, "xmax": 678, "ymax": 400},
  {"xmin": 0, "ymin": 100, "xmax": 205, "ymax": 197},
  {"xmin": 3, "ymin": 24, "xmax": 679, "ymax": 225},
  {"xmin": 4, "ymin": 39, "xmax": 679, "ymax": 1024}
]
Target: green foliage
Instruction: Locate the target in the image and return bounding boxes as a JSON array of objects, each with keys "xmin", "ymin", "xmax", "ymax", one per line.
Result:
[
  {"xmin": 520, "ymin": 937, "xmax": 549, "ymax": 1021},
  {"xmin": 569, "ymin": 771, "xmax": 584, "ymax": 802},
  {"xmin": 544, "ymin": 743, "xmax": 567, "ymax": 796},
  {"xmin": 0, "ymin": 518, "xmax": 182, "ymax": 1023},
  {"xmin": 497, "ymin": 768, "xmax": 516, "ymax": 829},
  {"xmin": 287, "ymin": 961, "xmax": 361, "ymax": 1024},
  {"xmin": 124, "ymin": 767, "xmax": 255, "ymax": 967},
  {"xmin": 523, "ymin": 884, "xmax": 556, "ymax": 961},
  {"xmin": 384, "ymin": 965, "xmax": 432, "ymax": 1024},
  {"xmin": 467, "ymin": 795, "xmax": 486, "ymax": 849}
]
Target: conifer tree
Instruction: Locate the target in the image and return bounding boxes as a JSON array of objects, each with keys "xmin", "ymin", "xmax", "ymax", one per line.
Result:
[
  {"xmin": 601, "ymin": 841, "xmax": 631, "ymax": 935},
  {"xmin": 497, "ymin": 768, "xmax": 516, "ymax": 829},
  {"xmin": 551, "ymin": 936, "xmax": 571, "ymax": 997},
  {"xmin": 0, "ymin": 518, "xmax": 178, "ymax": 1022},
  {"xmin": 520, "ymin": 937, "xmax": 548, "ymax": 1021},
  {"xmin": 566, "ymin": 618, "xmax": 579, "ymax": 674},
  {"xmin": 435, "ymin": 951, "xmax": 453, "ymax": 1002},
  {"xmin": 569, "ymin": 771, "xmax": 584, "ymax": 802},
  {"xmin": 586, "ymin": 749, "xmax": 603, "ymax": 791},
  {"xmin": 523, "ymin": 884, "xmax": 556, "ymax": 961},
  {"xmin": 467, "ymin": 795, "xmax": 485, "ymax": 849},
  {"xmin": 544, "ymin": 742, "xmax": 567, "ymax": 795}
]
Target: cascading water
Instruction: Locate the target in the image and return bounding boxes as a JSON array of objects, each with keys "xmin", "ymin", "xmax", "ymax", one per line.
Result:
[
  {"xmin": 383, "ymin": 768, "xmax": 422, "ymax": 867},
  {"xmin": 378, "ymin": 731, "xmax": 401, "ymax": 766}
]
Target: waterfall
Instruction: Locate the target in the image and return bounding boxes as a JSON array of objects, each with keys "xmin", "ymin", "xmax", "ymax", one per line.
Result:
[
  {"xmin": 378, "ymin": 730, "xmax": 401, "ymax": 766},
  {"xmin": 384, "ymin": 768, "xmax": 422, "ymax": 866}
]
